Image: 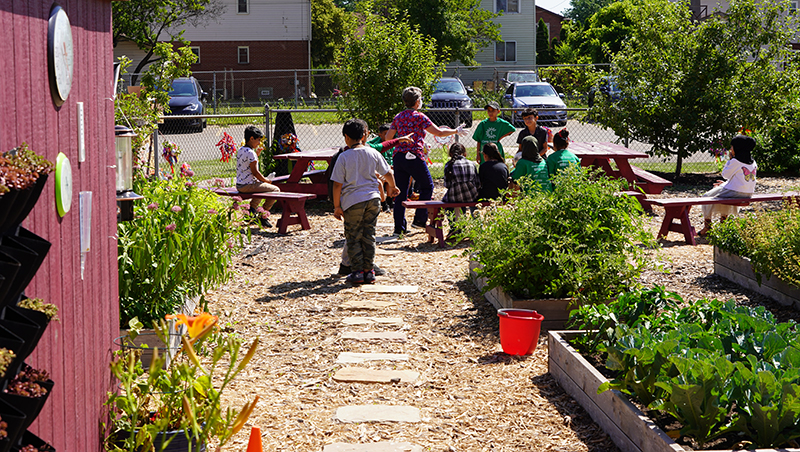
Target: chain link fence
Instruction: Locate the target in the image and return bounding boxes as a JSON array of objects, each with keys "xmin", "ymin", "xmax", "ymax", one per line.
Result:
[{"xmin": 148, "ymin": 107, "xmax": 717, "ymax": 184}]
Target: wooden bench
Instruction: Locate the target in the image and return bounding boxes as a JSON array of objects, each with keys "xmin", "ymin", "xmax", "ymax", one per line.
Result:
[
  {"xmin": 629, "ymin": 165, "xmax": 673, "ymax": 194},
  {"xmin": 212, "ymin": 188, "xmax": 316, "ymax": 234},
  {"xmin": 619, "ymin": 190, "xmax": 653, "ymax": 213},
  {"xmin": 649, "ymin": 193, "xmax": 799, "ymax": 245},
  {"xmin": 270, "ymin": 168, "xmax": 327, "ymax": 184},
  {"xmin": 403, "ymin": 200, "xmax": 492, "ymax": 248}
]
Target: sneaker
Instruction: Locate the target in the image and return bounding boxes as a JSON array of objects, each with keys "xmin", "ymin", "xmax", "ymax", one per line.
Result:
[
  {"xmin": 346, "ymin": 271, "xmax": 365, "ymax": 285},
  {"xmin": 248, "ymin": 206, "xmax": 258, "ymax": 216},
  {"xmin": 260, "ymin": 217, "xmax": 272, "ymax": 228},
  {"xmin": 338, "ymin": 264, "xmax": 351, "ymax": 275},
  {"xmin": 363, "ymin": 269, "xmax": 376, "ymax": 284},
  {"xmin": 392, "ymin": 229, "xmax": 408, "ymax": 237},
  {"xmin": 411, "ymin": 221, "xmax": 427, "ymax": 229},
  {"xmin": 373, "ymin": 264, "xmax": 386, "ymax": 276}
]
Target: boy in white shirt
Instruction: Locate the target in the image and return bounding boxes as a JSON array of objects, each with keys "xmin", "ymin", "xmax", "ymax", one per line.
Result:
[{"xmin": 236, "ymin": 125, "xmax": 280, "ymax": 227}]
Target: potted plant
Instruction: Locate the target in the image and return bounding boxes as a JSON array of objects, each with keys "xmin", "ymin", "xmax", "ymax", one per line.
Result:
[
  {"xmin": 103, "ymin": 313, "xmax": 260, "ymax": 452},
  {"xmin": 0, "ymin": 143, "xmax": 53, "ymax": 235},
  {"xmin": 0, "ymin": 364, "xmax": 54, "ymax": 448},
  {"xmin": 461, "ymin": 166, "xmax": 657, "ymax": 329}
]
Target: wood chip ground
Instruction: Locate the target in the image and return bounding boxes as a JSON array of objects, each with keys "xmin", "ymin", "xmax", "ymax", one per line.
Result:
[{"xmin": 205, "ymin": 174, "xmax": 800, "ymax": 451}]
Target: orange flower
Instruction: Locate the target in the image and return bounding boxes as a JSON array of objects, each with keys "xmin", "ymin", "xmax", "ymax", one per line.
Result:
[{"xmin": 165, "ymin": 312, "xmax": 218, "ymax": 341}]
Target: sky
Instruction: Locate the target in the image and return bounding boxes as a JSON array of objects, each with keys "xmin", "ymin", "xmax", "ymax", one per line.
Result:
[{"xmin": 536, "ymin": 0, "xmax": 571, "ymax": 15}]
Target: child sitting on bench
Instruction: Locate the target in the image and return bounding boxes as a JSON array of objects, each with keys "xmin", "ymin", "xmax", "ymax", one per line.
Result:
[{"xmin": 236, "ymin": 125, "xmax": 280, "ymax": 227}]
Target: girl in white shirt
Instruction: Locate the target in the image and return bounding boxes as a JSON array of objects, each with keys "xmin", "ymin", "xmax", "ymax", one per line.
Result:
[{"xmin": 698, "ymin": 134, "xmax": 758, "ymax": 236}]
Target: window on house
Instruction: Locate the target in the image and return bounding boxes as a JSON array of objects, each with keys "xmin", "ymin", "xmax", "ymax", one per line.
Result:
[
  {"xmin": 496, "ymin": 0, "xmax": 519, "ymax": 13},
  {"xmin": 238, "ymin": 0, "xmax": 249, "ymax": 14},
  {"xmin": 238, "ymin": 47, "xmax": 249, "ymax": 64},
  {"xmin": 791, "ymin": 1, "xmax": 798, "ymax": 13},
  {"xmin": 495, "ymin": 41, "xmax": 516, "ymax": 62},
  {"xmin": 190, "ymin": 47, "xmax": 200, "ymax": 64}
]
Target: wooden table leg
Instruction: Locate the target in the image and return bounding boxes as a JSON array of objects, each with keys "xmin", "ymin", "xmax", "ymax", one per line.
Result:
[
  {"xmin": 424, "ymin": 207, "xmax": 445, "ymax": 246},
  {"xmin": 274, "ymin": 198, "xmax": 310, "ymax": 234},
  {"xmin": 659, "ymin": 206, "xmax": 696, "ymax": 245}
]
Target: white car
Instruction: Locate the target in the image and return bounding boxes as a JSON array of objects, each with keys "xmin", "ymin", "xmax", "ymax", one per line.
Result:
[{"xmin": 501, "ymin": 82, "xmax": 567, "ymax": 127}]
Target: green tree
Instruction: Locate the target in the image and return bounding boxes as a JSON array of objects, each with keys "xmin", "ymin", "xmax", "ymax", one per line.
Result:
[
  {"xmin": 371, "ymin": 0, "xmax": 501, "ymax": 65},
  {"xmin": 112, "ymin": 0, "xmax": 224, "ymax": 85},
  {"xmin": 312, "ymin": 0, "xmax": 356, "ymax": 67},
  {"xmin": 594, "ymin": 0, "xmax": 800, "ymax": 175},
  {"xmin": 333, "ymin": 13, "xmax": 445, "ymax": 129},
  {"xmin": 536, "ymin": 18, "xmax": 554, "ymax": 65},
  {"xmin": 555, "ymin": 1, "xmax": 634, "ymax": 64},
  {"xmin": 563, "ymin": 0, "xmax": 615, "ymax": 24}
]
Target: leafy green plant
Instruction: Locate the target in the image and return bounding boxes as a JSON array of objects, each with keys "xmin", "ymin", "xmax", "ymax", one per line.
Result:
[
  {"xmin": 0, "ymin": 143, "xmax": 54, "ymax": 194},
  {"xmin": 103, "ymin": 314, "xmax": 259, "ymax": 452},
  {"xmin": 117, "ymin": 176, "xmax": 247, "ymax": 328},
  {"xmin": 0, "ymin": 349, "xmax": 15, "ymax": 378},
  {"xmin": 461, "ymin": 165, "xmax": 656, "ymax": 304},
  {"xmin": 708, "ymin": 201, "xmax": 800, "ymax": 287}
]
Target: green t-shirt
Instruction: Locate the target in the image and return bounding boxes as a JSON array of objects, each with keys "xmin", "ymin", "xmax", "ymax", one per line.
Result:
[
  {"xmin": 546, "ymin": 149, "xmax": 581, "ymax": 177},
  {"xmin": 511, "ymin": 159, "xmax": 552, "ymax": 193},
  {"xmin": 367, "ymin": 136, "xmax": 392, "ymax": 165},
  {"xmin": 472, "ymin": 118, "xmax": 516, "ymax": 164}
]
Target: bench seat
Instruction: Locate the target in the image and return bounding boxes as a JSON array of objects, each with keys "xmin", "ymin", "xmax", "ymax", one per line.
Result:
[
  {"xmin": 403, "ymin": 200, "xmax": 492, "ymax": 248},
  {"xmin": 270, "ymin": 168, "xmax": 327, "ymax": 184},
  {"xmin": 618, "ymin": 190, "xmax": 653, "ymax": 213},
  {"xmin": 629, "ymin": 165, "xmax": 672, "ymax": 194},
  {"xmin": 649, "ymin": 192, "xmax": 798, "ymax": 245},
  {"xmin": 212, "ymin": 188, "xmax": 316, "ymax": 234}
]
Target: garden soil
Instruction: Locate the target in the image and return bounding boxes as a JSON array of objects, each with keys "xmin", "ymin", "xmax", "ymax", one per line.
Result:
[{"xmin": 204, "ymin": 174, "xmax": 799, "ymax": 452}]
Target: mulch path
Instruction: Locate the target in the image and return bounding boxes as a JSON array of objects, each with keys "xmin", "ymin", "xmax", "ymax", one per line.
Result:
[{"xmin": 205, "ymin": 174, "xmax": 799, "ymax": 451}]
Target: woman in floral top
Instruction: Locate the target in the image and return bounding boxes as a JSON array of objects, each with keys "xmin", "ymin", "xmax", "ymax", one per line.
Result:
[{"xmin": 386, "ymin": 86, "xmax": 462, "ymax": 235}]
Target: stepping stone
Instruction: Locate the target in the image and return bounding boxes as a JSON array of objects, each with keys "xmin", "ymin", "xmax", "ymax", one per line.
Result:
[
  {"xmin": 340, "ymin": 300, "xmax": 397, "ymax": 310},
  {"xmin": 333, "ymin": 367, "xmax": 419, "ymax": 383},
  {"xmin": 361, "ymin": 285, "xmax": 418, "ymax": 293},
  {"xmin": 375, "ymin": 248, "xmax": 402, "ymax": 255},
  {"xmin": 376, "ymin": 236, "xmax": 400, "ymax": 244},
  {"xmin": 341, "ymin": 331, "xmax": 407, "ymax": 342},
  {"xmin": 336, "ymin": 352, "xmax": 409, "ymax": 364},
  {"xmin": 336, "ymin": 405, "xmax": 421, "ymax": 423},
  {"xmin": 376, "ymin": 223, "xmax": 395, "ymax": 228},
  {"xmin": 323, "ymin": 442, "xmax": 423, "ymax": 452},
  {"xmin": 341, "ymin": 317, "xmax": 404, "ymax": 326}
]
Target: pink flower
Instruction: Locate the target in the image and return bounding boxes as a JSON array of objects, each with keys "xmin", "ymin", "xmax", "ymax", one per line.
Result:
[
  {"xmin": 232, "ymin": 202, "xmax": 240, "ymax": 210},
  {"xmin": 165, "ymin": 223, "xmax": 177, "ymax": 232},
  {"xmin": 208, "ymin": 209, "xmax": 218, "ymax": 215},
  {"xmin": 185, "ymin": 181, "xmax": 195, "ymax": 188},
  {"xmin": 147, "ymin": 203, "xmax": 159, "ymax": 210},
  {"xmin": 240, "ymin": 204, "xmax": 250, "ymax": 211},
  {"xmin": 213, "ymin": 178, "xmax": 226, "ymax": 187},
  {"xmin": 256, "ymin": 206, "xmax": 266, "ymax": 213},
  {"xmin": 232, "ymin": 196, "xmax": 243, "ymax": 202},
  {"xmin": 227, "ymin": 240, "xmax": 234, "ymax": 249},
  {"xmin": 171, "ymin": 206, "xmax": 182, "ymax": 213}
]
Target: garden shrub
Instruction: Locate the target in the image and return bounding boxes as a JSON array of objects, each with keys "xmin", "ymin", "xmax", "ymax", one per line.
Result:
[
  {"xmin": 753, "ymin": 101, "xmax": 800, "ymax": 174},
  {"xmin": 461, "ymin": 166, "xmax": 656, "ymax": 304}
]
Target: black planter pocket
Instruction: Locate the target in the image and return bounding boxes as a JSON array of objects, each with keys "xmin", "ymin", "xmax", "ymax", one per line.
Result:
[
  {"xmin": 0, "ymin": 253, "xmax": 20, "ymax": 308},
  {"xmin": 0, "ymin": 234, "xmax": 47, "ymax": 308},
  {"xmin": 5, "ymin": 307, "xmax": 48, "ymax": 350},
  {"xmin": 3, "ymin": 175, "xmax": 48, "ymax": 237},
  {"xmin": 0, "ymin": 325, "xmax": 24, "ymax": 391},
  {"xmin": 0, "ymin": 379, "xmax": 53, "ymax": 446},
  {"xmin": 0, "ymin": 192, "xmax": 21, "ymax": 237},
  {"xmin": 0, "ymin": 398, "xmax": 26, "ymax": 452},
  {"xmin": 12, "ymin": 429, "xmax": 55, "ymax": 452},
  {"xmin": 0, "ymin": 316, "xmax": 40, "ymax": 369}
]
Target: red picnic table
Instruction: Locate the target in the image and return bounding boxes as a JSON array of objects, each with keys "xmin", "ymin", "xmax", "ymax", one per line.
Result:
[
  {"xmin": 569, "ymin": 141, "xmax": 672, "ymax": 194},
  {"xmin": 271, "ymin": 147, "xmax": 339, "ymax": 197}
]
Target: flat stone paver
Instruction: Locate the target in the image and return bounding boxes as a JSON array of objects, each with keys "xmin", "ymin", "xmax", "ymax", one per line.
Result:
[
  {"xmin": 336, "ymin": 352, "xmax": 409, "ymax": 364},
  {"xmin": 335, "ymin": 405, "xmax": 421, "ymax": 423},
  {"xmin": 375, "ymin": 248, "xmax": 402, "ymax": 255},
  {"xmin": 361, "ymin": 285, "xmax": 418, "ymax": 293},
  {"xmin": 341, "ymin": 317, "xmax": 404, "ymax": 326},
  {"xmin": 323, "ymin": 442, "xmax": 423, "ymax": 452},
  {"xmin": 340, "ymin": 300, "xmax": 397, "ymax": 310},
  {"xmin": 333, "ymin": 367, "xmax": 419, "ymax": 383},
  {"xmin": 341, "ymin": 331, "xmax": 407, "ymax": 341}
]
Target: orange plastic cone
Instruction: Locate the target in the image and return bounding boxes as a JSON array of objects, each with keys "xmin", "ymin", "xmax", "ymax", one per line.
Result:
[{"xmin": 246, "ymin": 426, "xmax": 263, "ymax": 452}]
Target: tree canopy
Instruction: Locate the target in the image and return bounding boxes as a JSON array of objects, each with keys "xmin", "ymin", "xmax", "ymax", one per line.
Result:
[
  {"xmin": 563, "ymin": 0, "xmax": 615, "ymax": 25},
  {"xmin": 593, "ymin": 0, "xmax": 800, "ymax": 175},
  {"xmin": 370, "ymin": 0, "xmax": 501, "ymax": 65},
  {"xmin": 555, "ymin": 0, "xmax": 634, "ymax": 64},
  {"xmin": 311, "ymin": 0, "xmax": 356, "ymax": 68},
  {"xmin": 333, "ymin": 13, "xmax": 445, "ymax": 129},
  {"xmin": 112, "ymin": 0, "xmax": 224, "ymax": 84}
]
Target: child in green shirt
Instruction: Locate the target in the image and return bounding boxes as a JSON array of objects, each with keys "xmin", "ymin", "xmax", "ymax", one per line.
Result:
[
  {"xmin": 472, "ymin": 102, "xmax": 516, "ymax": 165},
  {"xmin": 546, "ymin": 129, "xmax": 581, "ymax": 177}
]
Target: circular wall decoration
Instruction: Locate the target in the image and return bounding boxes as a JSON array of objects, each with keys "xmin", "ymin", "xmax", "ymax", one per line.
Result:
[
  {"xmin": 55, "ymin": 152, "xmax": 73, "ymax": 217},
  {"xmin": 47, "ymin": 4, "xmax": 74, "ymax": 107}
]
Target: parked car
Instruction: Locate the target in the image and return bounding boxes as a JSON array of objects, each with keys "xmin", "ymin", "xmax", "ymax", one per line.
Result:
[
  {"xmin": 501, "ymin": 71, "xmax": 539, "ymax": 88},
  {"xmin": 163, "ymin": 77, "xmax": 207, "ymax": 132},
  {"xmin": 501, "ymin": 82, "xmax": 567, "ymax": 127},
  {"xmin": 587, "ymin": 76, "xmax": 622, "ymax": 108},
  {"xmin": 428, "ymin": 77, "xmax": 473, "ymax": 128}
]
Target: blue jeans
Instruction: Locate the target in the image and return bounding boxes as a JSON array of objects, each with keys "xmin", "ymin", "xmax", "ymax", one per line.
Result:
[
  {"xmin": 342, "ymin": 199, "xmax": 381, "ymax": 272},
  {"xmin": 393, "ymin": 155, "xmax": 434, "ymax": 232}
]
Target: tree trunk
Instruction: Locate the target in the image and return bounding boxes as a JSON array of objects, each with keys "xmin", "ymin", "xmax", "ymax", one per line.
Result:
[{"xmin": 674, "ymin": 152, "xmax": 683, "ymax": 177}]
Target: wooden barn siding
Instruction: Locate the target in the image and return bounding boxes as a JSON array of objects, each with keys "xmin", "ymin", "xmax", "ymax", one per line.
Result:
[{"xmin": 1, "ymin": 1, "xmax": 116, "ymax": 451}]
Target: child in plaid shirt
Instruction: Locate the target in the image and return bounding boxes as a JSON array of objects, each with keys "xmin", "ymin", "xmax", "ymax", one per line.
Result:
[{"xmin": 442, "ymin": 143, "xmax": 479, "ymax": 238}]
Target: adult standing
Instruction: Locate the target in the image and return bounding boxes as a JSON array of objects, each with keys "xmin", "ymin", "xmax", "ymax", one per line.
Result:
[{"xmin": 386, "ymin": 86, "xmax": 462, "ymax": 235}]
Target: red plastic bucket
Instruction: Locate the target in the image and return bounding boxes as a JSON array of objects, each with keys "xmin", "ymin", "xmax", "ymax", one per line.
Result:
[{"xmin": 497, "ymin": 309, "xmax": 544, "ymax": 355}]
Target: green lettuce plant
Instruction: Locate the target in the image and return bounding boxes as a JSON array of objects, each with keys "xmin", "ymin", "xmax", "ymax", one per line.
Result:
[
  {"xmin": 117, "ymin": 176, "xmax": 247, "ymax": 328},
  {"xmin": 461, "ymin": 165, "xmax": 657, "ymax": 304}
]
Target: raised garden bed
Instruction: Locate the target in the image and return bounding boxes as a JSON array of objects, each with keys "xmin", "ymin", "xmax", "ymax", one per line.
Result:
[
  {"xmin": 713, "ymin": 246, "xmax": 800, "ymax": 308},
  {"xmin": 469, "ymin": 260, "xmax": 573, "ymax": 330},
  {"xmin": 548, "ymin": 330, "xmax": 800, "ymax": 452}
]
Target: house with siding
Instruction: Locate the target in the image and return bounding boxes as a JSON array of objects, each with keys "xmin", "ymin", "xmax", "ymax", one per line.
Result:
[
  {"xmin": 114, "ymin": 0, "xmax": 312, "ymax": 99},
  {"xmin": 454, "ymin": 0, "xmax": 564, "ymax": 86},
  {"xmin": 1, "ymin": 1, "xmax": 118, "ymax": 450}
]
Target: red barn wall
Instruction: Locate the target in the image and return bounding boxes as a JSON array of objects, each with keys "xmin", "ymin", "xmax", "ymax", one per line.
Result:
[{"xmin": 0, "ymin": 1, "xmax": 116, "ymax": 451}]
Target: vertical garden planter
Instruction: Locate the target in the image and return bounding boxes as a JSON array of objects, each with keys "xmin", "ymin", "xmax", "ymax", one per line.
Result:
[
  {"xmin": 0, "ymin": 398, "xmax": 26, "ymax": 452},
  {"xmin": 0, "ymin": 229, "xmax": 51, "ymax": 308},
  {"xmin": 0, "ymin": 378, "xmax": 53, "ymax": 447},
  {"xmin": 713, "ymin": 246, "xmax": 800, "ymax": 309}
]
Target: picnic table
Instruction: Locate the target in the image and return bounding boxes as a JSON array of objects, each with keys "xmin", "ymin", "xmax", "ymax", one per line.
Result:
[
  {"xmin": 272, "ymin": 147, "xmax": 339, "ymax": 197},
  {"xmin": 569, "ymin": 141, "xmax": 672, "ymax": 194}
]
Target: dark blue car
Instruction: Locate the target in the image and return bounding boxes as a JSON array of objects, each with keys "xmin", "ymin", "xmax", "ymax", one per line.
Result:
[{"xmin": 164, "ymin": 77, "xmax": 207, "ymax": 132}]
